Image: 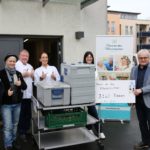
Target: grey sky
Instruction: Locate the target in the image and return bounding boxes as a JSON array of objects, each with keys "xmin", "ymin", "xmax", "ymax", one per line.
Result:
[{"xmin": 107, "ymin": 0, "xmax": 150, "ymax": 19}]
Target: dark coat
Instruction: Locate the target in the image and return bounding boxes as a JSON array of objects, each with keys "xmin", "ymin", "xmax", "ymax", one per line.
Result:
[
  {"xmin": 0, "ymin": 78, "xmax": 4, "ymax": 104},
  {"xmin": 0, "ymin": 69, "xmax": 27, "ymax": 105},
  {"xmin": 130, "ymin": 63, "xmax": 150, "ymax": 108}
]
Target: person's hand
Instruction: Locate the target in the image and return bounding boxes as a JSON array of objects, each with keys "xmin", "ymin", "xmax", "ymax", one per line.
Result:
[
  {"xmin": 133, "ymin": 89, "xmax": 142, "ymax": 96},
  {"xmin": 14, "ymin": 78, "xmax": 21, "ymax": 86},
  {"xmin": 22, "ymin": 71, "xmax": 29, "ymax": 77},
  {"xmin": 8, "ymin": 88, "xmax": 13, "ymax": 96},
  {"xmin": 28, "ymin": 69, "xmax": 34, "ymax": 77},
  {"xmin": 40, "ymin": 71, "xmax": 47, "ymax": 80},
  {"xmin": 31, "ymin": 69, "xmax": 34, "ymax": 76},
  {"xmin": 23, "ymin": 69, "xmax": 34, "ymax": 77},
  {"xmin": 51, "ymin": 72, "xmax": 56, "ymax": 80}
]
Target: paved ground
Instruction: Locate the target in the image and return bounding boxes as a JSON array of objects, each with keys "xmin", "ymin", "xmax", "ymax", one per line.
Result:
[
  {"xmin": 0, "ymin": 107, "xmax": 140, "ymax": 150},
  {"xmin": 102, "ymin": 107, "xmax": 141, "ymax": 150}
]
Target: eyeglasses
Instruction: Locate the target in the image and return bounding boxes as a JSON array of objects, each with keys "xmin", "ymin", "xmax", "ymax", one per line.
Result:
[{"xmin": 138, "ymin": 57, "xmax": 149, "ymax": 60}]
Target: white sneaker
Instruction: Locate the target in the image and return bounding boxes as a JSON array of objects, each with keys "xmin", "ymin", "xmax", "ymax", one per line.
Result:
[
  {"xmin": 100, "ymin": 132, "xmax": 106, "ymax": 139},
  {"xmin": 89, "ymin": 130, "xmax": 94, "ymax": 135}
]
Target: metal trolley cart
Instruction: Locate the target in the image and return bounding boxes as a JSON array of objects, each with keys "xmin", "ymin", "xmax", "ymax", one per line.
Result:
[{"xmin": 31, "ymin": 96, "xmax": 104, "ymax": 150}]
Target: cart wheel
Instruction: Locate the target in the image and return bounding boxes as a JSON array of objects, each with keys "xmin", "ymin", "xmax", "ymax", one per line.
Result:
[
  {"xmin": 31, "ymin": 137, "xmax": 38, "ymax": 147},
  {"xmin": 97, "ymin": 140, "xmax": 104, "ymax": 150}
]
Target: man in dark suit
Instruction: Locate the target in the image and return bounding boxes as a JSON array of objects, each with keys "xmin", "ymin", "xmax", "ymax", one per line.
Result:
[{"xmin": 130, "ymin": 49, "xmax": 150, "ymax": 149}]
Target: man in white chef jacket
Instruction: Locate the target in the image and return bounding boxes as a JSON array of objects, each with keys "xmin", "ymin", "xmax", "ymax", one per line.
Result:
[{"xmin": 16, "ymin": 49, "xmax": 34, "ymax": 142}]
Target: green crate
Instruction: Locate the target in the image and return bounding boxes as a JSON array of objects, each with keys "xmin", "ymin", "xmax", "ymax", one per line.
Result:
[{"xmin": 45, "ymin": 108, "xmax": 87, "ymax": 129}]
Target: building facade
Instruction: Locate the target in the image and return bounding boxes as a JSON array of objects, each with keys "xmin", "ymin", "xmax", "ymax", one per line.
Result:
[
  {"xmin": 136, "ymin": 21, "xmax": 150, "ymax": 51},
  {"xmin": 0, "ymin": 0, "xmax": 107, "ymax": 70},
  {"xmin": 107, "ymin": 10, "xmax": 140, "ymax": 53},
  {"xmin": 107, "ymin": 10, "xmax": 150, "ymax": 53}
]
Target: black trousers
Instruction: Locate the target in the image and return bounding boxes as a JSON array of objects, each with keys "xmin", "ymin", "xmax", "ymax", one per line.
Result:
[
  {"xmin": 18, "ymin": 99, "xmax": 31, "ymax": 135},
  {"xmin": 136, "ymin": 98, "xmax": 150, "ymax": 145},
  {"xmin": 87, "ymin": 105, "xmax": 99, "ymax": 134}
]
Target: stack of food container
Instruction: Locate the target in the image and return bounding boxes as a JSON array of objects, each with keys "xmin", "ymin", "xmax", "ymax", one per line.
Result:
[{"xmin": 61, "ymin": 63, "xmax": 95, "ymax": 105}]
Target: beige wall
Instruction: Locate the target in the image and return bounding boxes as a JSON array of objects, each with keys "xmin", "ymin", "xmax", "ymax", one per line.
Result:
[
  {"xmin": 0, "ymin": 0, "xmax": 107, "ymax": 63},
  {"xmin": 107, "ymin": 13, "xmax": 120, "ymax": 35}
]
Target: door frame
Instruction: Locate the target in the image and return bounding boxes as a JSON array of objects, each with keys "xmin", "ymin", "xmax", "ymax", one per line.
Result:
[{"xmin": 0, "ymin": 34, "xmax": 63, "ymax": 71}]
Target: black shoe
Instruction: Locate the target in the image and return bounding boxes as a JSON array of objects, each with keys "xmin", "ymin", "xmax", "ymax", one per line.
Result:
[
  {"xmin": 134, "ymin": 141, "xmax": 149, "ymax": 149},
  {"xmin": 19, "ymin": 134, "xmax": 27, "ymax": 142},
  {"xmin": 12, "ymin": 139, "xmax": 21, "ymax": 150},
  {"xmin": 5, "ymin": 146, "xmax": 12, "ymax": 150},
  {"xmin": 25, "ymin": 131, "xmax": 32, "ymax": 138}
]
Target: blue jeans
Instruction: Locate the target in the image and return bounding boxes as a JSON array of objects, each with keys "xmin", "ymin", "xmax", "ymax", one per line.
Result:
[{"xmin": 1, "ymin": 104, "xmax": 21, "ymax": 148}]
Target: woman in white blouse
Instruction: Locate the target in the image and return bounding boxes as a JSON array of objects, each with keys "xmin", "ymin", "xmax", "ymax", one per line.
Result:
[{"xmin": 34, "ymin": 52, "xmax": 60, "ymax": 84}]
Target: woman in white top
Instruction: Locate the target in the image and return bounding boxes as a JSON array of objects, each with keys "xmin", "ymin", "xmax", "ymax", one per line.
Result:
[{"xmin": 34, "ymin": 52, "xmax": 60, "ymax": 84}]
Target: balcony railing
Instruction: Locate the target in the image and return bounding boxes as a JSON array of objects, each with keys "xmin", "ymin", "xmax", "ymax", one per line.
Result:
[
  {"xmin": 137, "ymin": 32, "xmax": 150, "ymax": 37},
  {"xmin": 137, "ymin": 44, "xmax": 150, "ymax": 50}
]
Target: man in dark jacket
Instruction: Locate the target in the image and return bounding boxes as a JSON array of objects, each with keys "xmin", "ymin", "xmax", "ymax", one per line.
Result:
[{"xmin": 130, "ymin": 49, "xmax": 150, "ymax": 149}]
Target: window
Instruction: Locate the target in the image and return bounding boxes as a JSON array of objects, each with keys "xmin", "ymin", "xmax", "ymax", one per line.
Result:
[
  {"xmin": 130, "ymin": 26, "xmax": 133, "ymax": 35},
  {"xmin": 111, "ymin": 21, "xmax": 115, "ymax": 33},
  {"xmin": 107, "ymin": 21, "xmax": 110, "ymax": 32},
  {"xmin": 125, "ymin": 26, "xmax": 128, "ymax": 35}
]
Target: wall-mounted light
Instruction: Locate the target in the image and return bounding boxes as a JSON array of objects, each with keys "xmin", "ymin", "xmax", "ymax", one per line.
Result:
[{"xmin": 75, "ymin": 31, "xmax": 84, "ymax": 39}]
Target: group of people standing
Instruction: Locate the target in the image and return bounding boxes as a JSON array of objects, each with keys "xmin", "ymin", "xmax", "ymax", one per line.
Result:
[
  {"xmin": 0, "ymin": 50, "xmax": 60, "ymax": 150},
  {"xmin": 1, "ymin": 48, "xmax": 150, "ymax": 150},
  {"xmin": 0, "ymin": 49, "xmax": 100, "ymax": 150}
]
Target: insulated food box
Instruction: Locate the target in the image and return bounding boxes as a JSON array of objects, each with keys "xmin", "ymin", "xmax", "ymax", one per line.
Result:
[
  {"xmin": 61, "ymin": 63, "xmax": 95, "ymax": 104},
  {"xmin": 36, "ymin": 81, "xmax": 70, "ymax": 106}
]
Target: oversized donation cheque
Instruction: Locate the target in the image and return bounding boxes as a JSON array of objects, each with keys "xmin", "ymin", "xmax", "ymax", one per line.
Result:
[
  {"xmin": 36, "ymin": 80, "xmax": 70, "ymax": 106},
  {"xmin": 96, "ymin": 80, "xmax": 135, "ymax": 103}
]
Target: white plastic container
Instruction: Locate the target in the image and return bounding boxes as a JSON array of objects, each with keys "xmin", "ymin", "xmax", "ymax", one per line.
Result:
[
  {"xmin": 61, "ymin": 63, "xmax": 95, "ymax": 79},
  {"xmin": 61, "ymin": 63, "xmax": 95, "ymax": 104},
  {"xmin": 36, "ymin": 81, "xmax": 70, "ymax": 106}
]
